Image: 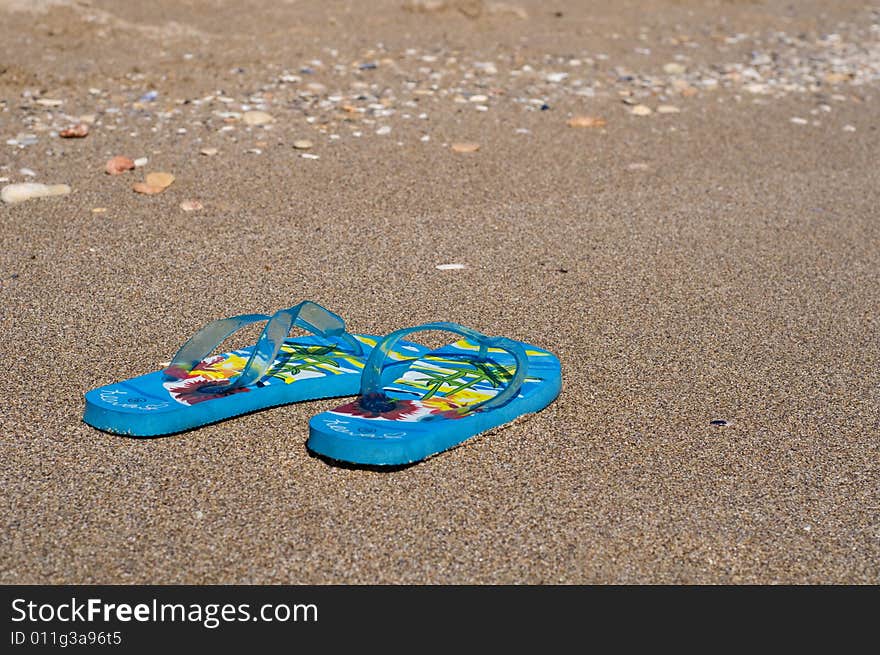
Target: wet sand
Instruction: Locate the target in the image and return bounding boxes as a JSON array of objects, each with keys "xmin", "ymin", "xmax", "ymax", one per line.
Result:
[{"xmin": 1, "ymin": 0, "xmax": 878, "ymax": 583}]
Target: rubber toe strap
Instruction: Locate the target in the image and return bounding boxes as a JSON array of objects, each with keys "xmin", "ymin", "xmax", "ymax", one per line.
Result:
[
  {"xmin": 165, "ymin": 313, "xmax": 269, "ymax": 378},
  {"xmin": 164, "ymin": 301, "xmax": 362, "ymax": 391},
  {"xmin": 359, "ymin": 321, "xmax": 529, "ymax": 414}
]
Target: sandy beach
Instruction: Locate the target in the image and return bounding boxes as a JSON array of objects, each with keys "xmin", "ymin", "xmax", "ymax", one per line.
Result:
[{"xmin": 1, "ymin": 0, "xmax": 878, "ymax": 583}]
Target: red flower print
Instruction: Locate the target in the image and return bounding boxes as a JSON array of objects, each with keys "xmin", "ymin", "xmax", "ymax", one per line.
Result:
[
  {"xmin": 164, "ymin": 365, "xmax": 192, "ymax": 381},
  {"xmin": 333, "ymin": 396, "xmax": 423, "ymax": 421},
  {"xmin": 166, "ymin": 376, "xmax": 250, "ymax": 405}
]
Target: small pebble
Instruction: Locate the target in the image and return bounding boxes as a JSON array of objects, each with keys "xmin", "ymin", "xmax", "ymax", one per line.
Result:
[
  {"xmin": 106, "ymin": 156, "xmax": 135, "ymax": 175},
  {"xmin": 824, "ymin": 73, "xmax": 850, "ymax": 84},
  {"xmin": 133, "ymin": 182, "xmax": 165, "ymax": 195},
  {"xmin": 242, "ymin": 111, "xmax": 275, "ymax": 126},
  {"xmin": 657, "ymin": 105, "xmax": 680, "ymax": 114},
  {"xmin": 292, "ymin": 140, "xmax": 314, "ymax": 150},
  {"xmin": 843, "ymin": 125, "xmax": 856, "ymax": 132},
  {"xmin": 631, "ymin": 104, "xmax": 653, "ymax": 116},
  {"xmin": 436, "ymin": 263, "xmax": 466, "ymax": 270},
  {"xmin": 133, "ymin": 157, "xmax": 148, "ymax": 168},
  {"xmin": 663, "ymin": 62, "xmax": 687, "ymax": 75},
  {"xmin": 300, "ymin": 153, "xmax": 320, "ymax": 159},
  {"xmin": 200, "ymin": 148, "xmax": 219, "ymax": 156},
  {"xmin": 2, "ymin": 183, "xmax": 71, "ymax": 204},
  {"xmin": 180, "ymin": 200, "xmax": 204, "ymax": 212},
  {"xmin": 376, "ymin": 126, "xmax": 392, "ymax": 135},
  {"xmin": 790, "ymin": 117, "xmax": 808, "ymax": 125},
  {"xmin": 567, "ymin": 115, "xmax": 606, "ymax": 128},
  {"xmin": 19, "ymin": 168, "xmax": 37, "ymax": 178},
  {"xmin": 59, "ymin": 124, "xmax": 89, "ymax": 138},
  {"xmin": 12, "ymin": 133, "xmax": 38, "ymax": 147},
  {"xmin": 451, "ymin": 142, "xmax": 480, "ymax": 153},
  {"xmin": 35, "ymin": 98, "xmax": 63, "ymax": 107},
  {"xmin": 145, "ymin": 172, "xmax": 174, "ymax": 189},
  {"xmin": 469, "ymin": 95, "xmax": 489, "ymax": 103}
]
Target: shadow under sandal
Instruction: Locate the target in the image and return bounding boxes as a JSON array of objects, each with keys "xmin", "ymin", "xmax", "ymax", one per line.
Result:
[
  {"xmin": 307, "ymin": 321, "xmax": 562, "ymax": 466},
  {"xmin": 83, "ymin": 301, "xmax": 424, "ymax": 437}
]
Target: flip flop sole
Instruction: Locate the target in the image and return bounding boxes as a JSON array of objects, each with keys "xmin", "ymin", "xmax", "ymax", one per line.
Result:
[
  {"xmin": 307, "ymin": 340, "xmax": 561, "ymax": 465},
  {"xmin": 84, "ymin": 334, "xmax": 427, "ymax": 437}
]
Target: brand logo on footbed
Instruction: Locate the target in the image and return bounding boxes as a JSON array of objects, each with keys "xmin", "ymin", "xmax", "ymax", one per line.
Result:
[
  {"xmin": 100, "ymin": 389, "xmax": 169, "ymax": 411},
  {"xmin": 323, "ymin": 418, "xmax": 405, "ymax": 439}
]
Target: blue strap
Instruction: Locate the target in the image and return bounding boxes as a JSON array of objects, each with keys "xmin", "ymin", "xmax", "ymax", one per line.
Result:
[
  {"xmin": 294, "ymin": 301, "xmax": 364, "ymax": 357},
  {"xmin": 164, "ymin": 301, "xmax": 363, "ymax": 391},
  {"xmin": 165, "ymin": 313, "xmax": 269, "ymax": 375},
  {"xmin": 358, "ymin": 321, "xmax": 529, "ymax": 414}
]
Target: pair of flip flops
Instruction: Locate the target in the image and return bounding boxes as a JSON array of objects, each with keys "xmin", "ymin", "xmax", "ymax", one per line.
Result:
[{"xmin": 83, "ymin": 301, "xmax": 562, "ymax": 465}]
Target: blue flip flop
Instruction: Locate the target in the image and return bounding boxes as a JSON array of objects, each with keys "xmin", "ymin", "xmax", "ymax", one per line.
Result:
[
  {"xmin": 307, "ymin": 322, "xmax": 562, "ymax": 465},
  {"xmin": 83, "ymin": 301, "xmax": 428, "ymax": 437}
]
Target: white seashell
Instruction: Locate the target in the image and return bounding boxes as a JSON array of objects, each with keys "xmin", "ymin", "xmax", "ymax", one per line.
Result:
[{"xmin": 2, "ymin": 183, "xmax": 71, "ymax": 204}]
